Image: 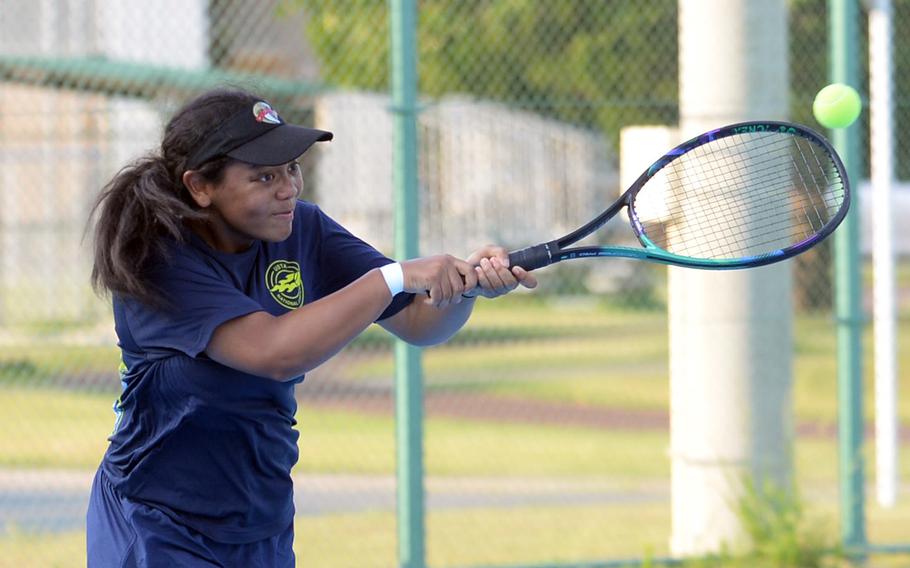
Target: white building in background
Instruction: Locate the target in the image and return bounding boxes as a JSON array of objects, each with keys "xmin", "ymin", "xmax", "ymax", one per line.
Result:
[
  {"xmin": 0, "ymin": 0, "xmax": 293, "ymax": 326},
  {"xmin": 315, "ymin": 91, "xmax": 615, "ymax": 257},
  {"xmin": 0, "ymin": 0, "xmax": 196, "ymax": 324}
]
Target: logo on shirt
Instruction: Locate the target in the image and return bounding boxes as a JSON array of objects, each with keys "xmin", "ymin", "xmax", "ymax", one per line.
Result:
[{"xmin": 266, "ymin": 260, "xmax": 303, "ymax": 309}]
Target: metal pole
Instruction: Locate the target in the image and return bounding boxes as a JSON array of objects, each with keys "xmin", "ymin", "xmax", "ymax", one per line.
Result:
[
  {"xmin": 869, "ymin": 0, "xmax": 898, "ymax": 509},
  {"xmin": 828, "ymin": 0, "xmax": 867, "ymax": 554},
  {"xmin": 389, "ymin": 1, "xmax": 425, "ymax": 567},
  {"xmin": 672, "ymin": 0, "xmax": 791, "ymax": 555}
]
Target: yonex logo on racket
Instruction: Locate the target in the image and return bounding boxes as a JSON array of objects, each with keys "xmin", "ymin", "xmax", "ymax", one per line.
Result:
[
  {"xmin": 730, "ymin": 124, "xmax": 797, "ymax": 134},
  {"xmin": 266, "ymin": 260, "xmax": 303, "ymax": 309}
]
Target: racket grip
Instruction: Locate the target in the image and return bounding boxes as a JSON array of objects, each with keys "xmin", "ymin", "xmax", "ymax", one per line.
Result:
[{"xmin": 508, "ymin": 244, "xmax": 552, "ymax": 272}]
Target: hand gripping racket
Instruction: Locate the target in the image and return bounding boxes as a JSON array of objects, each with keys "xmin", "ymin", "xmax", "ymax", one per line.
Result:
[{"xmin": 508, "ymin": 121, "xmax": 850, "ymax": 271}]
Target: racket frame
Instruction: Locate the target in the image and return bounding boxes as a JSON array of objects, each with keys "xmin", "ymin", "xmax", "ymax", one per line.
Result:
[{"xmin": 508, "ymin": 121, "xmax": 850, "ymax": 271}]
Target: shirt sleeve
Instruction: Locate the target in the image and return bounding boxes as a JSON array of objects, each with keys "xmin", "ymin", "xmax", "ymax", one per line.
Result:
[
  {"xmin": 123, "ymin": 249, "xmax": 264, "ymax": 358},
  {"xmin": 313, "ymin": 206, "xmax": 415, "ymax": 321}
]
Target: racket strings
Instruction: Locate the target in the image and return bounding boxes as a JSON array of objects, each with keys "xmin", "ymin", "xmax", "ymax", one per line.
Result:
[
  {"xmin": 674, "ymin": 137, "xmax": 832, "ymax": 229},
  {"xmin": 665, "ymin": 176, "xmax": 833, "ymax": 259},
  {"xmin": 634, "ymin": 131, "xmax": 845, "ymax": 260},
  {"xmin": 793, "ymin": 137, "xmax": 848, "ymax": 227},
  {"xmin": 654, "ymin": 172, "xmax": 800, "ymax": 258},
  {"xmin": 691, "ymin": 176, "xmax": 828, "ymax": 247}
]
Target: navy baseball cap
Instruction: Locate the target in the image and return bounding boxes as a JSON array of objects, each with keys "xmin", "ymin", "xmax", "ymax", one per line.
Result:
[{"xmin": 185, "ymin": 100, "xmax": 333, "ymax": 170}]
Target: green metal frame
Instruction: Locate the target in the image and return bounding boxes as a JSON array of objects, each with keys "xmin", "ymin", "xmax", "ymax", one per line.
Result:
[
  {"xmin": 828, "ymin": 0, "xmax": 868, "ymax": 558},
  {"xmin": 389, "ymin": 1, "xmax": 426, "ymax": 568},
  {"xmin": 0, "ymin": 54, "xmax": 327, "ymax": 101}
]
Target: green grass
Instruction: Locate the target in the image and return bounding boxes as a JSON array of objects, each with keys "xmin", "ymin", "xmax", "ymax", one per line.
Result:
[
  {"xmin": 0, "ymin": 505, "xmax": 669, "ymax": 568},
  {"xmin": 0, "ymin": 384, "xmax": 672, "ymax": 477},
  {"xmin": 8, "ymin": 387, "xmax": 903, "ymax": 484},
  {"xmin": 341, "ymin": 302, "xmax": 910, "ymax": 426},
  {"xmin": 0, "ymin": 388, "xmax": 113, "ymax": 468},
  {"xmin": 0, "ymin": 530, "xmax": 86, "ymax": 568},
  {"xmin": 2, "ymin": 295, "xmax": 909, "ymax": 479},
  {"xmin": 0, "ymin": 344, "xmax": 120, "ymax": 387},
  {"xmin": 363, "ymin": 336, "xmax": 670, "ymax": 409},
  {"xmin": 297, "ymin": 503, "xmax": 673, "ymax": 568},
  {"xmin": 4, "ymin": 503, "xmax": 910, "ymax": 568},
  {"xmin": 2, "ymin": 285, "xmax": 910, "ymax": 567}
]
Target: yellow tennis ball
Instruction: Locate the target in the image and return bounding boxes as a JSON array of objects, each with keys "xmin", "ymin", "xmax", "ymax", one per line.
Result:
[{"xmin": 812, "ymin": 83, "xmax": 861, "ymax": 129}]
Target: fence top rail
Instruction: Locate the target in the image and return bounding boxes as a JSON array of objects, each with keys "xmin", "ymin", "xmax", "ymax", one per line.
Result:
[{"xmin": 0, "ymin": 54, "xmax": 329, "ymax": 103}]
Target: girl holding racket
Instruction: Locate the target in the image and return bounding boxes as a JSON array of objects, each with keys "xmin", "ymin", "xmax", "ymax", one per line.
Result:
[{"xmin": 85, "ymin": 88, "xmax": 536, "ymax": 567}]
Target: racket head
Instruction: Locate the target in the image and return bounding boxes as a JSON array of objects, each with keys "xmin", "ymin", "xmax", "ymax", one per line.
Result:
[{"xmin": 624, "ymin": 121, "xmax": 849, "ymax": 269}]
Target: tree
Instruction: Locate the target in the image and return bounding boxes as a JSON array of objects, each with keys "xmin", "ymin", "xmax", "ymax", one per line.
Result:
[{"xmin": 289, "ymin": 0, "xmax": 679, "ymax": 140}]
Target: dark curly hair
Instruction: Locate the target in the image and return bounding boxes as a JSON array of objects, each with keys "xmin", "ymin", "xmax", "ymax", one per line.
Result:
[{"xmin": 89, "ymin": 88, "xmax": 260, "ymax": 306}]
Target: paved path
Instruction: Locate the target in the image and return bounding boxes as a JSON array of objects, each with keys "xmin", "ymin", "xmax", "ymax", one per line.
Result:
[
  {"xmin": 300, "ymin": 388, "xmax": 910, "ymax": 443},
  {"xmin": 0, "ymin": 469, "xmax": 667, "ymax": 533}
]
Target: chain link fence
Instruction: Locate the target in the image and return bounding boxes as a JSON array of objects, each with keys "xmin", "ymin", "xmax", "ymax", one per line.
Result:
[{"xmin": 0, "ymin": 1, "xmax": 908, "ymax": 567}]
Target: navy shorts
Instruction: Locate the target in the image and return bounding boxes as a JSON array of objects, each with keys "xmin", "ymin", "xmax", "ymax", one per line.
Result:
[{"xmin": 86, "ymin": 469, "xmax": 295, "ymax": 568}]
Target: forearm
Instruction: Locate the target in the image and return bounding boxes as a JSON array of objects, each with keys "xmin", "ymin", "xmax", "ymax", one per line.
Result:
[
  {"xmin": 208, "ymin": 268, "xmax": 393, "ymax": 380},
  {"xmin": 208, "ymin": 253, "xmax": 488, "ymax": 379},
  {"xmin": 382, "ymin": 248, "xmax": 540, "ymax": 345},
  {"xmin": 381, "ymin": 295, "xmax": 476, "ymax": 346},
  {"xmin": 273, "ymin": 270, "xmax": 394, "ymax": 371}
]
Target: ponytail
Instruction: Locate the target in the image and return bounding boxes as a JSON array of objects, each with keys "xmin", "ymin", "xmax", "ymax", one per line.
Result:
[
  {"xmin": 89, "ymin": 88, "xmax": 260, "ymax": 306},
  {"xmin": 89, "ymin": 156, "xmax": 205, "ymax": 306}
]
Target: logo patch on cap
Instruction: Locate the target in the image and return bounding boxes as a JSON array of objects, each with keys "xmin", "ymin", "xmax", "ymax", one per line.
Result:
[{"xmin": 252, "ymin": 101, "xmax": 282, "ymax": 125}]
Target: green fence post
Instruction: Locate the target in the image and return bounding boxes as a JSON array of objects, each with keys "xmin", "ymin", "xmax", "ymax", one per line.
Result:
[
  {"xmin": 389, "ymin": 1, "xmax": 426, "ymax": 567},
  {"xmin": 828, "ymin": 0, "xmax": 867, "ymax": 556}
]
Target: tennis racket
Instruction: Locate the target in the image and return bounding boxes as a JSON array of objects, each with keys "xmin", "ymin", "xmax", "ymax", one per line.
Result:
[{"xmin": 508, "ymin": 121, "xmax": 850, "ymax": 271}]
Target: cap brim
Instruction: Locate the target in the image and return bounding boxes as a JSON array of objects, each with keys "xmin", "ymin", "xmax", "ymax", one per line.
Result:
[{"xmin": 227, "ymin": 125, "xmax": 333, "ymax": 166}]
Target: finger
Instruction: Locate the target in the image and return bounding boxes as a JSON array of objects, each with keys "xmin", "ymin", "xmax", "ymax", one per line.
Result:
[
  {"xmin": 478, "ymin": 258, "xmax": 508, "ymax": 297},
  {"xmin": 466, "ymin": 245, "xmax": 507, "ymax": 267},
  {"xmin": 424, "ymin": 281, "xmax": 441, "ymax": 306},
  {"xmin": 445, "ymin": 257, "xmax": 471, "ymax": 306},
  {"xmin": 446, "ymin": 268, "xmax": 463, "ymax": 304},
  {"xmin": 469, "ymin": 265, "xmax": 487, "ymax": 296},
  {"xmin": 512, "ymin": 266, "xmax": 538, "ymax": 289},
  {"xmin": 457, "ymin": 259, "xmax": 479, "ymax": 291},
  {"xmin": 478, "ymin": 258, "xmax": 502, "ymax": 291},
  {"xmin": 488, "ymin": 257, "xmax": 515, "ymax": 292},
  {"xmin": 438, "ymin": 271, "xmax": 454, "ymax": 308},
  {"xmin": 474, "ymin": 266, "xmax": 493, "ymax": 295},
  {"xmin": 445, "ymin": 259, "xmax": 475, "ymax": 300},
  {"xmin": 448, "ymin": 268, "xmax": 465, "ymax": 304},
  {"xmin": 492, "ymin": 257, "xmax": 517, "ymax": 282}
]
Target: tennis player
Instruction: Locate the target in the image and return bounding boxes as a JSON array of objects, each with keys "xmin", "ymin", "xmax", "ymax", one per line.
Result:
[{"xmin": 85, "ymin": 88, "xmax": 536, "ymax": 567}]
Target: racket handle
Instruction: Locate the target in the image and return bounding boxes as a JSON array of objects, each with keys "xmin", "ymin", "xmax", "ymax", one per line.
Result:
[{"xmin": 508, "ymin": 244, "xmax": 553, "ymax": 272}]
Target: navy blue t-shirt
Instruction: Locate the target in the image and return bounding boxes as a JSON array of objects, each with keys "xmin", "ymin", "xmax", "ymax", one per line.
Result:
[{"xmin": 101, "ymin": 201, "xmax": 413, "ymax": 543}]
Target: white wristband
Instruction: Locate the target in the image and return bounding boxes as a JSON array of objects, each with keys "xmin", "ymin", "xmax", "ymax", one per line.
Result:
[{"xmin": 379, "ymin": 262, "xmax": 404, "ymax": 296}]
